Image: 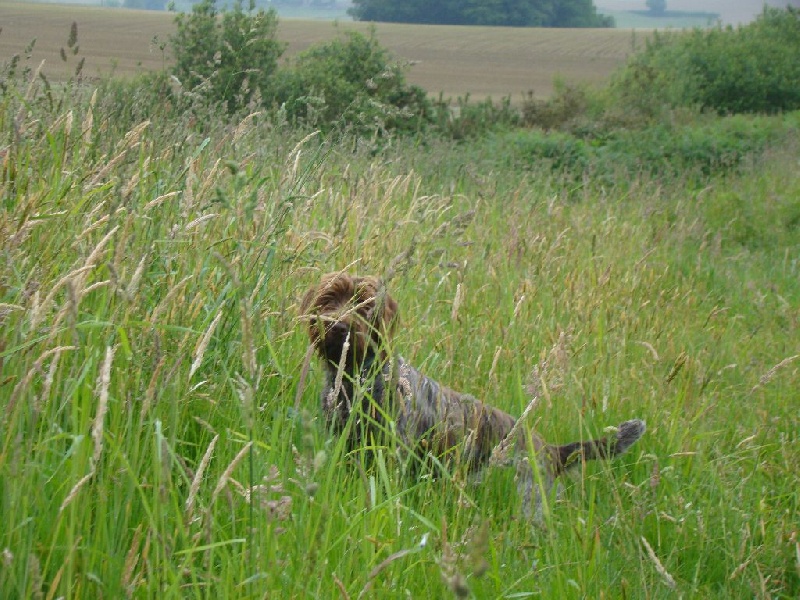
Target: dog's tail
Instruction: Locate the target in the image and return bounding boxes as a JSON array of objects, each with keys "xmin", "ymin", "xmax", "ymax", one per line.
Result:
[{"xmin": 552, "ymin": 419, "xmax": 646, "ymax": 474}]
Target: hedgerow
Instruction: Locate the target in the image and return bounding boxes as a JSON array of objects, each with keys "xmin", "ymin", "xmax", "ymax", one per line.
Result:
[
  {"xmin": 501, "ymin": 112, "xmax": 800, "ymax": 184},
  {"xmin": 609, "ymin": 7, "xmax": 800, "ymax": 116}
]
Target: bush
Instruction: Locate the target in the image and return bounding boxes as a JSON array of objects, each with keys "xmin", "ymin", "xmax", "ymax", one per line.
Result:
[
  {"xmin": 272, "ymin": 30, "xmax": 432, "ymax": 134},
  {"xmin": 502, "ymin": 112, "xmax": 798, "ymax": 183},
  {"xmin": 430, "ymin": 94, "xmax": 519, "ymax": 140},
  {"xmin": 170, "ymin": 0, "xmax": 284, "ymax": 114},
  {"xmin": 504, "ymin": 129, "xmax": 590, "ymax": 174},
  {"xmin": 610, "ymin": 7, "xmax": 800, "ymax": 116},
  {"xmin": 520, "ymin": 81, "xmax": 597, "ymax": 131},
  {"xmin": 167, "ymin": 6, "xmax": 435, "ymax": 134},
  {"xmin": 95, "ymin": 71, "xmax": 181, "ymax": 129}
]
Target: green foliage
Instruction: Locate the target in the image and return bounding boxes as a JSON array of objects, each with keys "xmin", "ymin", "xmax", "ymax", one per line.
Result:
[
  {"xmin": 123, "ymin": 0, "xmax": 166, "ymax": 9},
  {"xmin": 611, "ymin": 7, "xmax": 800, "ymax": 115},
  {"xmin": 430, "ymin": 94, "xmax": 519, "ymax": 139},
  {"xmin": 169, "ymin": 5, "xmax": 428, "ymax": 132},
  {"xmin": 502, "ymin": 112, "xmax": 799, "ymax": 183},
  {"xmin": 94, "ymin": 71, "xmax": 176, "ymax": 124},
  {"xmin": 170, "ymin": 0, "xmax": 284, "ymax": 113},
  {"xmin": 349, "ymin": 0, "xmax": 614, "ymax": 28},
  {"xmin": 505, "ymin": 129, "xmax": 591, "ymax": 174},
  {"xmin": 272, "ymin": 30, "xmax": 432, "ymax": 133},
  {"xmin": 520, "ymin": 81, "xmax": 598, "ymax": 131},
  {"xmin": 1, "ymin": 43, "xmax": 799, "ymax": 599}
]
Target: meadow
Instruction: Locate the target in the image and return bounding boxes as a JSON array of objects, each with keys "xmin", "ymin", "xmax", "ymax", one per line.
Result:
[
  {"xmin": 2, "ymin": 6, "xmax": 800, "ymax": 600},
  {"xmin": 0, "ymin": 2, "xmax": 640, "ymax": 100}
]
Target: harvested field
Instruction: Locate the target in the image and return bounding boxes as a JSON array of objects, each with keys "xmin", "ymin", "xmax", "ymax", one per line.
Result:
[{"xmin": 0, "ymin": 2, "xmax": 645, "ymax": 100}]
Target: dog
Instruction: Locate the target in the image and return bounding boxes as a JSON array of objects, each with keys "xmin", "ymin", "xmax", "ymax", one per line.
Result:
[{"xmin": 300, "ymin": 271, "xmax": 645, "ymax": 517}]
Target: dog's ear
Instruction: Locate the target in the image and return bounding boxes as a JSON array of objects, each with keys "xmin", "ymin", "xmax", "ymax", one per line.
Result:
[
  {"xmin": 300, "ymin": 282, "xmax": 323, "ymax": 345},
  {"xmin": 300, "ymin": 283, "xmax": 319, "ymax": 317},
  {"xmin": 381, "ymin": 290, "xmax": 398, "ymax": 334},
  {"xmin": 301, "ymin": 272, "xmax": 353, "ymax": 314},
  {"xmin": 355, "ymin": 276, "xmax": 398, "ymax": 336}
]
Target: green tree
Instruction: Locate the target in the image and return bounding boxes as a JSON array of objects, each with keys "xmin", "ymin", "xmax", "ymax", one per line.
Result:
[
  {"xmin": 552, "ymin": 0, "xmax": 614, "ymax": 27},
  {"xmin": 273, "ymin": 30, "xmax": 432, "ymax": 133},
  {"xmin": 611, "ymin": 7, "xmax": 800, "ymax": 115},
  {"xmin": 462, "ymin": 0, "xmax": 550, "ymax": 27},
  {"xmin": 170, "ymin": 0, "xmax": 284, "ymax": 113},
  {"xmin": 349, "ymin": 0, "xmax": 614, "ymax": 27},
  {"xmin": 123, "ymin": 0, "xmax": 166, "ymax": 9}
]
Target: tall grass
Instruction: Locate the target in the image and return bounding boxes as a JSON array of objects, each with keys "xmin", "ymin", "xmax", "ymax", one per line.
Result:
[{"xmin": 1, "ymin": 64, "xmax": 798, "ymax": 598}]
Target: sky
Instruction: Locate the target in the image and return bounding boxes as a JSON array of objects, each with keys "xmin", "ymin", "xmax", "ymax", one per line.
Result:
[
  {"xmin": 9, "ymin": 0, "xmax": 800, "ymax": 26},
  {"xmin": 595, "ymin": 0, "xmax": 800, "ymax": 25}
]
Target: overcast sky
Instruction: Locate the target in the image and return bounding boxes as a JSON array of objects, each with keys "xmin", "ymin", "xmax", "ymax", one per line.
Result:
[{"xmin": 595, "ymin": 0, "xmax": 800, "ymax": 25}]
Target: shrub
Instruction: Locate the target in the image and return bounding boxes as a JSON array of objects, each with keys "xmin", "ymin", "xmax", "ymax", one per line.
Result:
[
  {"xmin": 430, "ymin": 94, "xmax": 520, "ymax": 140},
  {"xmin": 504, "ymin": 129, "xmax": 590, "ymax": 174},
  {"xmin": 610, "ymin": 7, "xmax": 800, "ymax": 116},
  {"xmin": 502, "ymin": 112, "xmax": 797, "ymax": 184},
  {"xmin": 96, "ymin": 71, "xmax": 173, "ymax": 117},
  {"xmin": 520, "ymin": 81, "xmax": 598, "ymax": 131},
  {"xmin": 170, "ymin": 0, "xmax": 284, "ymax": 114},
  {"xmin": 272, "ymin": 30, "xmax": 432, "ymax": 134}
]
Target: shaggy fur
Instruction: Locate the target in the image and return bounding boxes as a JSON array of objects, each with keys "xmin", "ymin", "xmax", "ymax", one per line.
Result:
[{"xmin": 301, "ymin": 271, "xmax": 645, "ymax": 516}]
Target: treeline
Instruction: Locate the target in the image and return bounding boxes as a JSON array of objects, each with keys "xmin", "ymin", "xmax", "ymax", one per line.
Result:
[{"xmin": 348, "ymin": 0, "xmax": 615, "ymax": 28}]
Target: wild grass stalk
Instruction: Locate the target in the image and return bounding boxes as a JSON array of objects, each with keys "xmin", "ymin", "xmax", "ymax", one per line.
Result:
[{"xmin": 0, "ymin": 61, "xmax": 797, "ymax": 599}]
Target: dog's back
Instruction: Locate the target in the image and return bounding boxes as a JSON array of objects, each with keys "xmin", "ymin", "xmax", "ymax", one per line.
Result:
[{"xmin": 301, "ymin": 272, "xmax": 646, "ymax": 518}]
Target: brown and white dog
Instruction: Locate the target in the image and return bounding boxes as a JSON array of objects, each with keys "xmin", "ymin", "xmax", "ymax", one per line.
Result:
[{"xmin": 300, "ymin": 271, "xmax": 645, "ymax": 517}]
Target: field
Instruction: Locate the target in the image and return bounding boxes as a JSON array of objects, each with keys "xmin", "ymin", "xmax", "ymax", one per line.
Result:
[
  {"xmin": 0, "ymin": 2, "xmax": 642, "ymax": 100},
  {"xmin": 2, "ymin": 4, "xmax": 800, "ymax": 599}
]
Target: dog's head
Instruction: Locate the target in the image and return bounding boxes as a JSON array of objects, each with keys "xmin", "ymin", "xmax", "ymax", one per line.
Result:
[{"xmin": 301, "ymin": 272, "xmax": 398, "ymax": 369}]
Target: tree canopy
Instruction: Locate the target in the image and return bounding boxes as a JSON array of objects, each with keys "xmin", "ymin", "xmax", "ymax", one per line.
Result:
[{"xmin": 348, "ymin": 0, "xmax": 615, "ymax": 28}]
